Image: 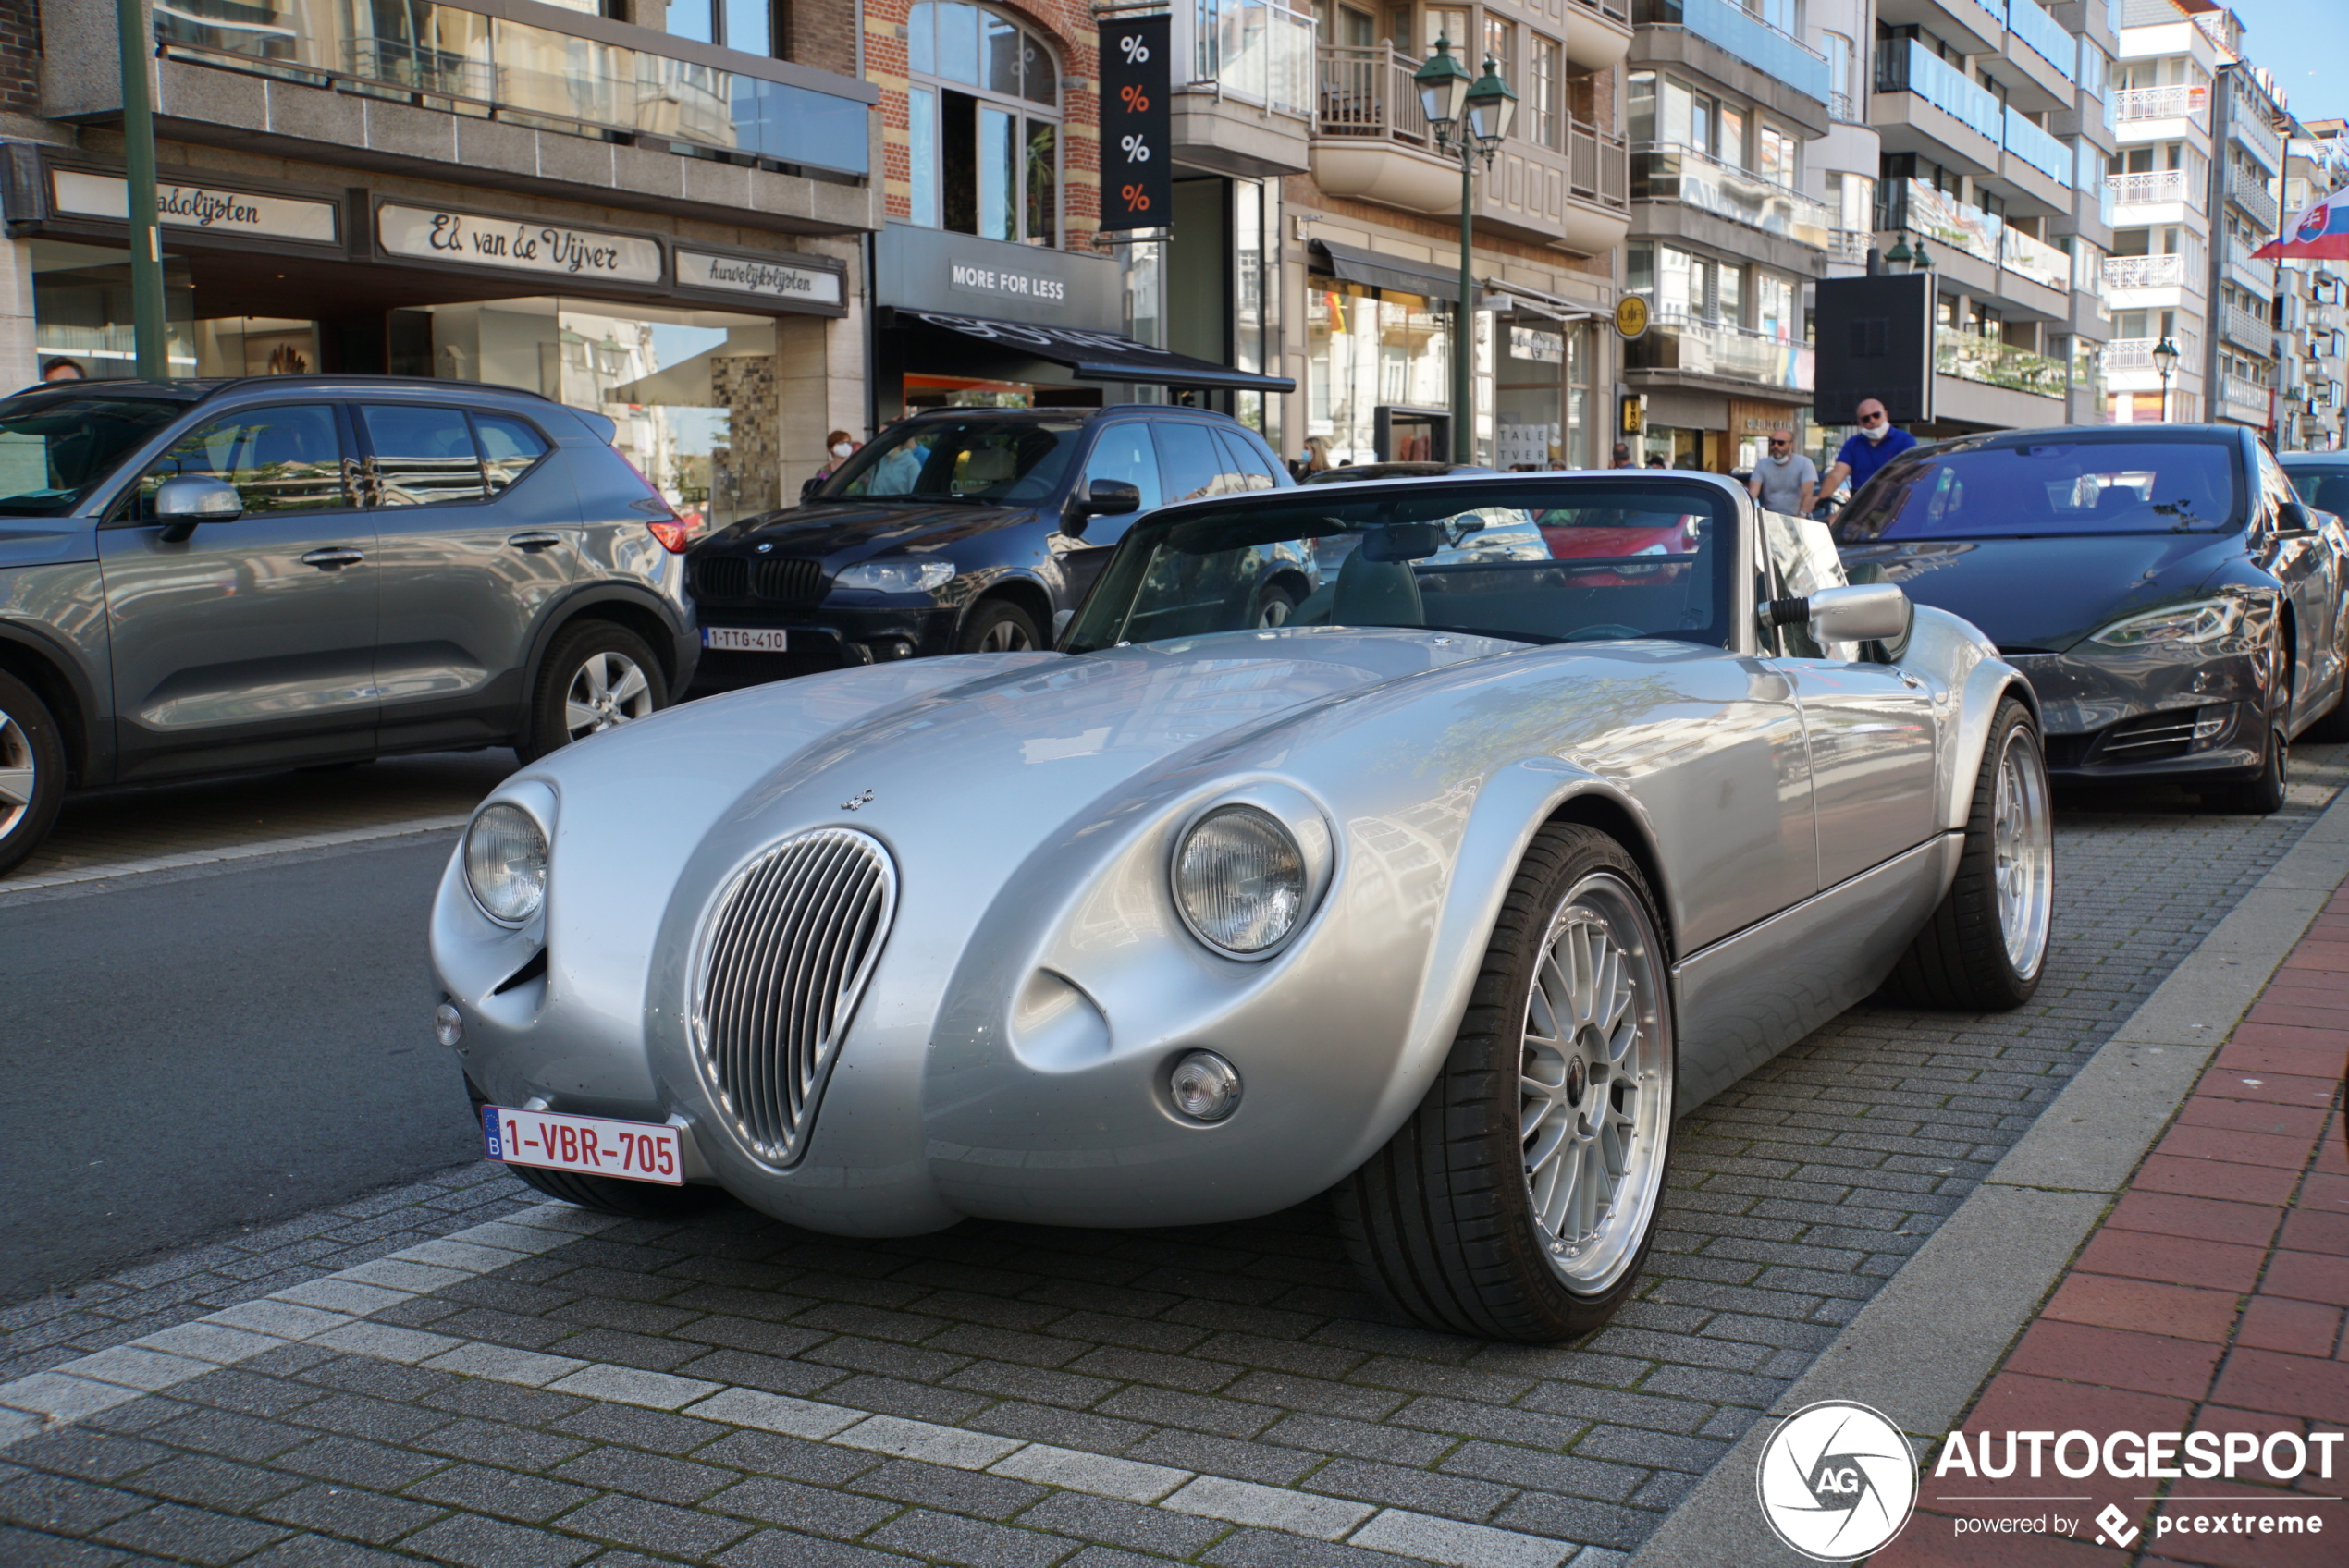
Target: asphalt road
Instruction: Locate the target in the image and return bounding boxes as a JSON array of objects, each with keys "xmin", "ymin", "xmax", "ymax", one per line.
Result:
[{"xmin": 0, "ymin": 834, "xmax": 480, "ymax": 1303}]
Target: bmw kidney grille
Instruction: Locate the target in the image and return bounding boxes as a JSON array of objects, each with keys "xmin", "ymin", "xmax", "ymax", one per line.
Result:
[{"xmin": 693, "ymin": 827, "xmax": 895, "ymax": 1165}]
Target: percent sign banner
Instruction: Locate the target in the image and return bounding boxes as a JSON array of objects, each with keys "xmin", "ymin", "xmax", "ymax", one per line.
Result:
[{"xmin": 1097, "ymin": 15, "xmax": 1171, "ymax": 233}]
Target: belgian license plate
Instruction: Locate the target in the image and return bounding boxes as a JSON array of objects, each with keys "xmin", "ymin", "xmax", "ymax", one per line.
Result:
[
  {"xmin": 703, "ymin": 627, "xmax": 788, "ymax": 653},
  {"xmin": 483, "ymin": 1106, "xmax": 683, "ymax": 1185}
]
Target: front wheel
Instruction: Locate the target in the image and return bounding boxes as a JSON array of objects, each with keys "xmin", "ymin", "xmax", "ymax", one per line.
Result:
[
  {"xmin": 1882, "ymin": 696, "xmax": 2052, "ymax": 1010},
  {"xmin": 2201, "ymin": 716, "xmax": 2287, "ymax": 815},
  {"xmin": 519, "ymin": 622, "xmax": 668, "ymax": 763},
  {"xmin": 1338, "ymin": 824, "xmax": 1674, "ymax": 1341},
  {"xmin": 956, "ymin": 599, "xmax": 1042, "ymax": 654},
  {"xmin": 0, "ymin": 669, "xmax": 67, "ymax": 878}
]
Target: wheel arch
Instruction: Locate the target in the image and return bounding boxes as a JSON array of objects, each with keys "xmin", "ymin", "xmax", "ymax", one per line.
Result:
[
  {"xmin": 960, "ymin": 574, "xmax": 1054, "ymax": 645},
  {"xmin": 519, "ymin": 585, "xmax": 687, "ymax": 729},
  {"xmin": 0, "ymin": 624, "xmax": 105, "ymax": 787}
]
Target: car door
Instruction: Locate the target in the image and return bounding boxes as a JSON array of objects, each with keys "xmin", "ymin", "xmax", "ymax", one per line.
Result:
[
  {"xmin": 364, "ymin": 403, "xmax": 576, "ymax": 749},
  {"xmin": 1762, "ymin": 510, "xmax": 1939, "ymax": 888},
  {"xmin": 95, "ymin": 400, "xmax": 379, "ymax": 779},
  {"xmin": 1057, "ymin": 422, "xmax": 1163, "ymax": 610},
  {"xmin": 2255, "ymin": 440, "xmax": 2341, "ymax": 727}
]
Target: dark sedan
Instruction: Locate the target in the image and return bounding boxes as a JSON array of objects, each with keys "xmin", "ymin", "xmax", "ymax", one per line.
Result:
[
  {"xmin": 686, "ymin": 407, "xmax": 1290, "ymax": 686},
  {"xmin": 1835, "ymin": 424, "xmax": 2349, "ymax": 813}
]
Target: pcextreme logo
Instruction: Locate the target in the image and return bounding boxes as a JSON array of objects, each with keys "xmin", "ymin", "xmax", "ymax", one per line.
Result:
[{"xmin": 1756, "ymin": 1401, "xmax": 1920, "ymax": 1561}]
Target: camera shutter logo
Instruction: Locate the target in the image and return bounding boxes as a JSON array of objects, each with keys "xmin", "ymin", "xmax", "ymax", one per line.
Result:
[{"xmin": 1755, "ymin": 1401, "xmax": 1919, "ymax": 1561}]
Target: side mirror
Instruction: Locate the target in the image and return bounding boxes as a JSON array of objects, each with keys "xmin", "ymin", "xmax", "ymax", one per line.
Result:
[
  {"xmin": 154, "ymin": 475, "xmax": 242, "ymax": 543},
  {"xmin": 2278, "ymin": 500, "xmax": 2316, "ymax": 535},
  {"xmin": 1064, "ymin": 477, "xmax": 1142, "ymax": 539},
  {"xmin": 1808, "ymin": 582, "xmax": 1912, "ymax": 643}
]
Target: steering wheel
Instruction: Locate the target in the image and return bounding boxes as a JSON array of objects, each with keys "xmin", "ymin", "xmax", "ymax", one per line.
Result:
[{"xmin": 1565, "ymin": 624, "xmax": 1649, "ymax": 642}]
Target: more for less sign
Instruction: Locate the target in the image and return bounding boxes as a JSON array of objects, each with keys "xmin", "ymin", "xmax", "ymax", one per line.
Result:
[{"xmin": 376, "ymin": 202, "xmax": 664, "ymax": 285}]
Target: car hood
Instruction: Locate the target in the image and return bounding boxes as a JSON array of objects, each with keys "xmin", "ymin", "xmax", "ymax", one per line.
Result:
[
  {"xmin": 1839, "ymin": 533, "xmax": 2245, "ymax": 653},
  {"xmin": 696, "ymin": 499, "xmax": 1039, "ymax": 561}
]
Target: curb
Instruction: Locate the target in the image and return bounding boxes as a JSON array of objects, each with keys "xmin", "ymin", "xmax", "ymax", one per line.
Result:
[
  {"xmin": 1627, "ymin": 781, "xmax": 2349, "ymax": 1567},
  {"xmin": 0, "ymin": 815, "xmax": 470, "ymax": 897}
]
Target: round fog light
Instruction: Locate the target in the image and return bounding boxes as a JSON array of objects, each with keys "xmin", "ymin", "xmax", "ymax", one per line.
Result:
[
  {"xmin": 434, "ymin": 1002, "xmax": 465, "ymax": 1050},
  {"xmin": 1169, "ymin": 1051, "xmax": 1242, "ymax": 1122}
]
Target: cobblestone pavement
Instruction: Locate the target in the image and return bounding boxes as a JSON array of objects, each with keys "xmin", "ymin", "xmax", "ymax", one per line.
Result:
[
  {"xmin": 4, "ymin": 750, "xmax": 2345, "ymax": 1568},
  {"xmin": 4, "ymin": 752, "xmax": 517, "ymax": 894}
]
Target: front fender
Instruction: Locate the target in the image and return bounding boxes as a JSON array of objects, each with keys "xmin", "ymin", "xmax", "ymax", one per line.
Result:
[{"xmin": 1905, "ymin": 606, "xmax": 2036, "ymax": 832}]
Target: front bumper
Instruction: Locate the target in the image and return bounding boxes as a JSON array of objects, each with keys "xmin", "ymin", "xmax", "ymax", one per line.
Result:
[
  {"xmin": 690, "ymin": 605, "xmax": 960, "ymax": 691},
  {"xmin": 2003, "ymin": 649, "xmax": 2274, "ymax": 783}
]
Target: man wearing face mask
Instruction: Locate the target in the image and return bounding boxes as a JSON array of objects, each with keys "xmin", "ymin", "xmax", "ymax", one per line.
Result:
[
  {"xmin": 1818, "ymin": 398, "xmax": 1915, "ymax": 505},
  {"xmin": 1746, "ymin": 429, "xmax": 1816, "ymax": 516}
]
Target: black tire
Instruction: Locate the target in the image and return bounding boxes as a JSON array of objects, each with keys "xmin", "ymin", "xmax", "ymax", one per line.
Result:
[
  {"xmin": 0, "ymin": 669, "xmax": 68, "ymax": 879},
  {"xmin": 519, "ymin": 621, "xmax": 669, "ymax": 763},
  {"xmin": 1255, "ymin": 580, "xmax": 1301, "ymax": 627},
  {"xmin": 2201, "ymin": 716, "xmax": 2288, "ymax": 815},
  {"xmin": 2299, "ymin": 619, "xmax": 2349, "ymax": 741},
  {"xmin": 1881, "ymin": 697, "xmax": 2053, "ymax": 1011},
  {"xmin": 508, "ymin": 1161, "xmax": 728, "ymax": 1219},
  {"xmin": 956, "ymin": 598, "xmax": 1042, "ymax": 654},
  {"xmin": 1337, "ymin": 824, "xmax": 1675, "ymax": 1342}
]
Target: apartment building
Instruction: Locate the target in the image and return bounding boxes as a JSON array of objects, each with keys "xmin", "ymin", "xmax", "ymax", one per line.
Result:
[
  {"xmin": 2277, "ymin": 119, "xmax": 2346, "ymax": 453},
  {"xmin": 1864, "ymin": 0, "xmax": 2116, "ymax": 436},
  {"xmin": 1, "ymin": 0, "xmax": 884, "ymax": 508}
]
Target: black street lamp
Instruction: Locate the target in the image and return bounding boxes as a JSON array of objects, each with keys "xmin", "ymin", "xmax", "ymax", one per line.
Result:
[
  {"xmin": 1415, "ymin": 36, "xmax": 1514, "ymax": 462},
  {"xmin": 2154, "ymin": 335, "xmax": 2181, "ymax": 420}
]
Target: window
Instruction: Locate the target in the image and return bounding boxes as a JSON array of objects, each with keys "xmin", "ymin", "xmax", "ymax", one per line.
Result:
[
  {"xmin": 1757, "ymin": 122, "xmax": 1796, "ymax": 188},
  {"xmin": 139, "ymin": 405, "xmax": 351, "ymax": 516},
  {"xmin": 1481, "ymin": 16, "xmax": 1513, "ymax": 83},
  {"xmin": 666, "ymin": 0, "xmax": 773, "ymax": 55},
  {"xmin": 1821, "ymin": 31, "xmax": 1853, "ymax": 116},
  {"xmin": 1528, "ymin": 36, "xmax": 1559, "ymax": 149},
  {"xmin": 474, "ymin": 414, "xmax": 550, "ymax": 493},
  {"xmin": 360, "ymin": 406, "xmax": 488, "ymax": 506},
  {"xmin": 904, "ymin": 3, "xmax": 1060, "ymax": 245},
  {"xmin": 1081, "ymin": 424, "xmax": 1162, "ymax": 514},
  {"xmin": 1157, "ymin": 422, "xmax": 1241, "ymax": 503},
  {"xmin": 1214, "ymin": 428, "xmax": 1280, "ymax": 490}
]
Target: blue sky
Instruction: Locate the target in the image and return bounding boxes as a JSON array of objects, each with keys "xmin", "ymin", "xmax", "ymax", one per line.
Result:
[{"xmin": 2217, "ymin": 0, "xmax": 2349, "ymax": 129}]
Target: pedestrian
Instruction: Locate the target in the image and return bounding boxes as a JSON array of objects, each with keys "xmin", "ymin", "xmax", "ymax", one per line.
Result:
[
  {"xmin": 1293, "ymin": 435, "xmax": 1334, "ymax": 481},
  {"xmin": 1818, "ymin": 398, "xmax": 1917, "ymax": 502},
  {"xmin": 40, "ymin": 358, "xmax": 83, "ymax": 383},
  {"xmin": 814, "ymin": 429, "xmax": 858, "ymax": 484},
  {"xmin": 1610, "ymin": 442, "xmax": 1637, "ymax": 470},
  {"xmin": 1747, "ymin": 429, "xmax": 1817, "ymax": 515},
  {"xmin": 1645, "ymin": 454, "xmax": 1669, "ymax": 470}
]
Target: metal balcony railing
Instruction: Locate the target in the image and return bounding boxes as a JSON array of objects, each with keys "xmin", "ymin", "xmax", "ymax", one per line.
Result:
[
  {"xmin": 1830, "ymin": 90, "xmax": 1857, "ymax": 123},
  {"xmin": 2220, "ymin": 374, "xmax": 2272, "ymax": 420},
  {"xmin": 2107, "ymin": 168, "xmax": 2196, "ymax": 207},
  {"xmin": 2227, "ymin": 167, "xmax": 2280, "ymax": 232},
  {"xmin": 1937, "ymin": 332, "xmax": 2070, "ymax": 397},
  {"xmin": 2113, "ymin": 84, "xmax": 2210, "ymax": 127},
  {"xmin": 1829, "ymin": 227, "xmax": 1869, "ymax": 264},
  {"xmin": 2223, "ymin": 302, "xmax": 2276, "ymax": 351},
  {"xmin": 1630, "ymin": 141, "xmax": 1830, "ymax": 246},
  {"xmin": 1634, "ymin": 0, "xmax": 1828, "ymax": 104},
  {"xmin": 1876, "ymin": 39, "xmax": 2004, "ymax": 145},
  {"xmin": 1174, "ymin": 0, "xmax": 1315, "ymax": 117},
  {"xmin": 151, "ymin": 0, "xmax": 870, "ymax": 175},
  {"xmin": 2104, "ymin": 252, "xmax": 2189, "ymax": 288},
  {"xmin": 1576, "ymin": 0, "xmax": 1632, "ymax": 21},
  {"xmin": 2005, "ymin": 0, "xmax": 2076, "ymax": 82},
  {"xmin": 1623, "ymin": 309, "xmax": 1813, "ymax": 389}
]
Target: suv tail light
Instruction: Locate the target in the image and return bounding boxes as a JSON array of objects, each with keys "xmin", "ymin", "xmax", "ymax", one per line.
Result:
[{"xmin": 648, "ymin": 514, "xmax": 704, "ymax": 553}]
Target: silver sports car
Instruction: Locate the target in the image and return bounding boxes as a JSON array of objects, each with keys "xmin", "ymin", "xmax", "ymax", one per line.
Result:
[{"xmin": 428, "ymin": 472, "xmax": 2053, "ymax": 1342}]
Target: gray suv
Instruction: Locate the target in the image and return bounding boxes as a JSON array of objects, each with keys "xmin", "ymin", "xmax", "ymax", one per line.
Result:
[{"xmin": 0, "ymin": 376, "xmax": 699, "ymax": 876}]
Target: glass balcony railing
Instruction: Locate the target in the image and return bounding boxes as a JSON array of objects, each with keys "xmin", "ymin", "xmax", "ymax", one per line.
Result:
[
  {"xmin": 1936, "ymin": 332, "xmax": 2069, "ymax": 397},
  {"xmin": 1876, "ymin": 39, "xmax": 2003, "ymax": 145},
  {"xmin": 2108, "ymin": 168, "xmax": 2196, "ymax": 206},
  {"xmin": 1175, "ymin": 0, "xmax": 1315, "ymax": 117},
  {"xmin": 2004, "ymin": 106, "xmax": 2072, "ymax": 186},
  {"xmin": 2001, "ymin": 225, "xmax": 2070, "ymax": 290},
  {"xmin": 1630, "ymin": 142, "xmax": 1832, "ymax": 246},
  {"xmin": 1888, "ymin": 178, "xmax": 2000, "ymax": 266},
  {"xmin": 1633, "ymin": 0, "xmax": 1828, "ymax": 104},
  {"xmin": 152, "ymin": 0, "xmax": 871, "ymax": 177},
  {"xmin": 1625, "ymin": 309, "xmax": 1813, "ymax": 389},
  {"xmin": 2005, "ymin": 0, "xmax": 2076, "ymax": 82}
]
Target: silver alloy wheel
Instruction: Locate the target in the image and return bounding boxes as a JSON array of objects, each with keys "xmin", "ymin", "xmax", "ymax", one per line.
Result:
[
  {"xmin": 1258, "ymin": 595, "xmax": 1294, "ymax": 628},
  {"xmin": 1992, "ymin": 726, "xmax": 2054, "ymax": 980},
  {"xmin": 1519, "ymin": 872, "xmax": 1671, "ymax": 1292},
  {"xmin": 0, "ymin": 707, "xmax": 32, "ymax": 839},
  {"xmin": 978, "ymin": 618, "xmax": 1034, "ymax": 652},
  {"xmin": 563, "ymin": 652, "xmax": 655, "ymax": 741}
]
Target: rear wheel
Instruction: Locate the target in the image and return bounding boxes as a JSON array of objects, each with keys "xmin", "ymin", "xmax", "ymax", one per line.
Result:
[
  {"xmin": 1338, "ymin": 824, "xmax": 1674, "ymax": 1341},
  {"xmin": 0, "ymin": 670, "xmax": 67, "ymax": 879},
  {"xmin": 519, "ymin": 621, "xmax": 667, "ymax": 763},
  {"xmin": 1882, "ymin": 697, "xmax": 2052, "ymax": 1010},
  {"xmin": 956, "ymin": 599, "xmax": 1041, "ymax": 654}
]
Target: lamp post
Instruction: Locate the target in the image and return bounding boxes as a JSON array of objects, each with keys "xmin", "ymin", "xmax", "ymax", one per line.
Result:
[
  {"xmin": 2153, "ymin": 334, "xmax": 2180, "ymax": 422},
  {"xmin": 1886, "ymin": 236, "xmax": 1914, "ymax": 274},
  {"xmin": 1414, "ymin": 37, "xmax": 1513, "ymax": 463},
  {"xmin": 115, "ymin": 0, "xmax": 168, "ymax": 378}
]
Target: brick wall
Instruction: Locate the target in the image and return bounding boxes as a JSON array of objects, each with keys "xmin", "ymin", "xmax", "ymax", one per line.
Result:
[
  {"xmin": 864, "ymin": 0, "xmax": 1101, "ymax": 251},
  {"xmin": 788, "ymin": 0, "xmax": 857, "ymax": 79},
  {"xmin": 0, "ymin": 0, "xmax": 40, "ymax": 117}
]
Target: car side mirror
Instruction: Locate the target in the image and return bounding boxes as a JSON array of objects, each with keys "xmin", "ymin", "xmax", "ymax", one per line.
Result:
[
  {"xmin": 1761, "ymin": 582, "xmax": 1912, "ymax": 643},
  {"xmin": 2277, "ymin": 500, "xmax": 2316, "ymax": 535},
  {"xmin": 154, "ymin": 475, "xmax": 242, "ymax": 543},
  {"xmin": 1064, "ymin": 477, "xmax": 1142, "ymax": 540}
]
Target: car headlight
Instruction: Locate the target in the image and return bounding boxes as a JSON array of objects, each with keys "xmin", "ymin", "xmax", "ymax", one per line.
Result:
[
  {"xmin": 1174, "ymin": 806, "xmax": 1307, "ymax": 956},
  {"xmin": 835, "ymin": 557, "xmax": 955, "ymax": 594},
  {"xmin": 464, "ymin": 803, "xmax": 548, "ymax": 925},
  {"xmin": 2088, "ymin": 599, "xmax": 2241, "ymax": 649}
]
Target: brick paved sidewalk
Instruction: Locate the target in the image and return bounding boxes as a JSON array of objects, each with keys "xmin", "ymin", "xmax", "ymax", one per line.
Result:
[{"xmin": 1878, "ymin": 882, "xmax": 2349, "ymax": 1567}]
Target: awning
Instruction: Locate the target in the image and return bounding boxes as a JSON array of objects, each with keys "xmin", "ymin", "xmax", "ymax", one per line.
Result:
[
  {"xmin": 1310, "ymin": 239, "xmax": 1466, "ymax": 304},
  {"xmin": 878, "ymin": 307, "xmax": 1294, "ymax": 392},
  {"xmin": 1482, "ymin": 278, "xmax": 1605, "ymax": 322}
]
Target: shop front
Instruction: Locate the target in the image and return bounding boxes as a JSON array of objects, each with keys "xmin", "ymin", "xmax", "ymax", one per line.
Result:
[
  {"xmin": 1304, "ymin": 239, "xmax": 1458, "ymax": 465},
  {"xmin": 1, "ymin": 147, "xmax": 849, "ymax": 531},
  {"xmin": 870, "ymin": 224, "xmax": 1291, "ymax": 423}
]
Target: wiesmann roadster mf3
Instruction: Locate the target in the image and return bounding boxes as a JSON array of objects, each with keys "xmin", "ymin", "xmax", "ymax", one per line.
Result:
[{"xmin": 429, "ymin": 472, "xmax": 2053, "ymax": 1341}]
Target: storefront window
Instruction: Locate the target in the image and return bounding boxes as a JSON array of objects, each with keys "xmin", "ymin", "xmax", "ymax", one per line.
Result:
[
  {"xmin": 904, "ymin": 2, "xmax": 1062, "ymax": 245},
  {"xmin": 1496, "ymin": 317, "xmax": 1563, "ymax": 469},
  {"xmin": 1305, "ymin": 276, "xmax": 1451, "ymax": 465},
  {"xmin": 30, "ymin": 240, "xmax": 196, "ymax": 378}
]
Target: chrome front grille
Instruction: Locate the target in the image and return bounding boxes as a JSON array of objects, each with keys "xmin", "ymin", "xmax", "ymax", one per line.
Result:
[{"xmin": 692, "ymin": 828, "xmax": 895, "ymax": 1166}]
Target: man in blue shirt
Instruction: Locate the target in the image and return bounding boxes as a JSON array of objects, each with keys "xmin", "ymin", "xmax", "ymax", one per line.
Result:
[{"xmin": 1819, "ymin": 398, "xmax": 1918, "ymax": 503}]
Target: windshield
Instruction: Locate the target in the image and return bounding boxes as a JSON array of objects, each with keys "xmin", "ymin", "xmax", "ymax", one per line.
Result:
[
  {"xmin": 2285, "ymin": 461, "xmax": 2349, "ymax": 516},
  {"xmin": 820, "ymin": 416, "xmax": 1082, "ymax": 503},
  {"xmin": 1064, "ymin": 479, "xmax": 1733, "ymax": 654},
  {"xmin": 1835, "ymin": 436, "xmax": 2244, "ymax": 542},
  {"xmin": 0, "ymin": 393, "xmax": 189, "ymax": 516}
]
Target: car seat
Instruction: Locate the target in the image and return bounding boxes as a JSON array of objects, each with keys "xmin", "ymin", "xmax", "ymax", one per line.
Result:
[
  {"xmin": 1331, "ymin": 548, "xmax": 1424, "ymax": 627},
  {"xmin": 2313, "ymin": 475, "xmax": 2349, "ymax": 519}
]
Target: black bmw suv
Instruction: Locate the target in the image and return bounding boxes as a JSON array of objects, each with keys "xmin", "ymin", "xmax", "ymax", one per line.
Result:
[{"xmin": 687, "ymin": 406, "xmax": 1291, "ymax": 683}]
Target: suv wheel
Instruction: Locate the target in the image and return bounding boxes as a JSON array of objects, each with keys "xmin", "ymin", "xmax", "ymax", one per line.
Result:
[
  {"xmin": 957, "ymin": 600, "xmax": 1042, "ymax": 654},
  {"xmin": 520, "ymin": 622, "xmax": 668, "ymax": 762},
  {"xmin": 0, "ymin": 669, "xmax": 67, "ymax": 878}
]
